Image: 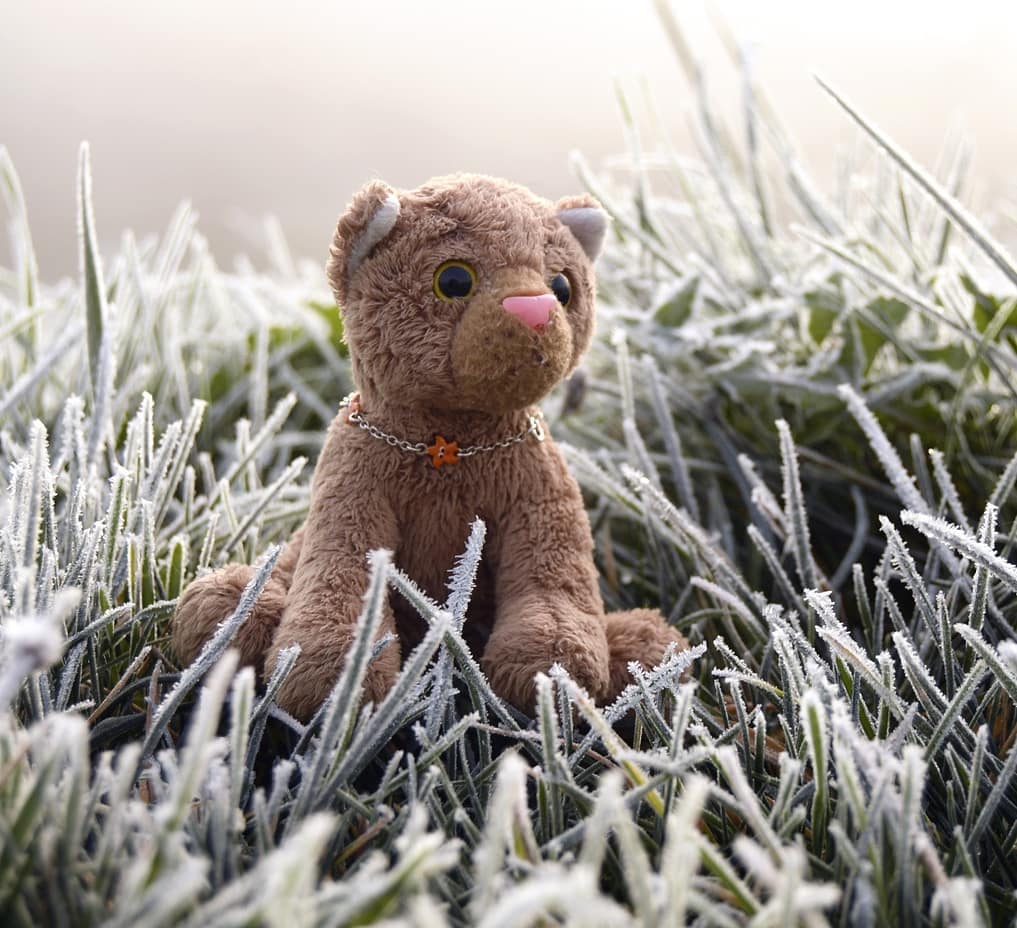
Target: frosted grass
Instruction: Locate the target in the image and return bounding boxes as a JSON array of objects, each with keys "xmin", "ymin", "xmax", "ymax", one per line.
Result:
[{"xmin": 1, "ymin": 5, "xmax": 1017, "ymax": 924}]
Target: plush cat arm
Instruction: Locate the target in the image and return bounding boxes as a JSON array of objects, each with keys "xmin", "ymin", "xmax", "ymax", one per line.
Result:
[
  {"xmin": 481, "ymin": 442, "xmax": 612, "ymax": 708},
  {"xmin": 265, "ymin": 421, "xmax": 401, "ymax": 721}
]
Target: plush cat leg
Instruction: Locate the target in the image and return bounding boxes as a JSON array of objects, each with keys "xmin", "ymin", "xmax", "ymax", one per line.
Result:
[
  {"xmin": 263, "ymin": 424, "xmax": 402, "ymax": 721},
  {"xmin": 171, "ymin": 526, "xmax": 304, "ymax": 675},
  {"xmin": 482, "ymin": 446, "xmax": 613, "ymax": 709},
  {"xmin": 603, "ymin": 608, "xmax": 689, "ymax": 700}
]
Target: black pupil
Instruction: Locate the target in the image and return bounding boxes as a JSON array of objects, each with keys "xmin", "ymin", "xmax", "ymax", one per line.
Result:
[
  {"xmin": 438, "ymin": 265, "xmax": 473, "ymax": 298},
  {"xmin": 551, "ymin": 273, "xmax": 571, "ymax": 305}
]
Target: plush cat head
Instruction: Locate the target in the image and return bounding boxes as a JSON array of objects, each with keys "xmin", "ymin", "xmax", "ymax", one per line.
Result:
[{"xmin": 326, "ymin": 173, "xmax": 608, "ymax": 415}]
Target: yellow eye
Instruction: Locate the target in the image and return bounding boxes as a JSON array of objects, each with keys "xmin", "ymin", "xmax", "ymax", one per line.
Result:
[{"xmin": 433, "ymin": 261, "xmax": 477, "ymax": 301}]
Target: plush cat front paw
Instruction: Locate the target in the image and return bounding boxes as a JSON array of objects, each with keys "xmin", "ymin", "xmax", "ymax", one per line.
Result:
[{"xmin": 481, "ymin": 610, "xmax": 611, "ymax": 711}]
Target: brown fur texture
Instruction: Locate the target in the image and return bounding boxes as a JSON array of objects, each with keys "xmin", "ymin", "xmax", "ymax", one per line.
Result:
[{"xmin": 171, "ymin": 173, "xmax": 690, "ymax": 720}]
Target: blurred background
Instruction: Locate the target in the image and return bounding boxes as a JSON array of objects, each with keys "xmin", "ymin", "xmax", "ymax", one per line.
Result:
[{"xmin": 3, "ymin": 0, "xmax": 1016, "ymax": 277}]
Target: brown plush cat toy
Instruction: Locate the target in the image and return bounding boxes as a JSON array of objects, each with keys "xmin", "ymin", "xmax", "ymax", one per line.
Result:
[{"xmin": 172, "ymin": 174, "xmax": 689, "ymax": 720}]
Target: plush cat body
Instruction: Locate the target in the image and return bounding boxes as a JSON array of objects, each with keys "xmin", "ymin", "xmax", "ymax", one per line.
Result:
[{"xmin": 172, "ymin": 174, "xmax": 688, "ymax": 720}]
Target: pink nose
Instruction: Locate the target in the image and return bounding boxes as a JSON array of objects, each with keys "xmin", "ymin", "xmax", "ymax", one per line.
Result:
[{"xmin": 502, "ymin": 294, "xmax": 556, "ymax": 330}]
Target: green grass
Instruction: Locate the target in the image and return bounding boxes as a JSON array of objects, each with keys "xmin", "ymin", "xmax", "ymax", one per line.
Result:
[{"xmin": 1, "ymin": 11, "xmax": 1017, "ymax": 926}]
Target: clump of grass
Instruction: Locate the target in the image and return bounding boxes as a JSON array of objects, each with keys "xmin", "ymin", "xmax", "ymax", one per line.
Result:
[{"xmin": 1, "ymin": 8, "xmax": 1016, "ymax": 925}]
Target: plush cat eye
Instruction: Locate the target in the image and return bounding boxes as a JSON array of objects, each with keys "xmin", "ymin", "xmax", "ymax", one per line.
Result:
[
  {"xmin": 433, "ymin": 261, "xmax": 477, "ymax": 301},
  {"xmin": 550, "ymin": 272, "xmax": 572, "ymax": 308}
]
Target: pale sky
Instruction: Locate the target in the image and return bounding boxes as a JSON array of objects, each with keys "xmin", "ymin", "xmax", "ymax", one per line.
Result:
[{"xmin": 2, "ymin": 0, "xmax": 1015, "ymax": 275}]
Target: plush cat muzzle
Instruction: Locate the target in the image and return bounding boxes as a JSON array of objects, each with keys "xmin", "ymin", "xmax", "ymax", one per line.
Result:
[{"xmin": 451, "ymin": 298, "xmax": 571, "ymax": 412}]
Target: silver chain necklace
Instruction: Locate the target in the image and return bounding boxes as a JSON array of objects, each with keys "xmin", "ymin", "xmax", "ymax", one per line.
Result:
[{"xmin": 339, "ymin": 392, "xmax": 545, "ymax": 469}]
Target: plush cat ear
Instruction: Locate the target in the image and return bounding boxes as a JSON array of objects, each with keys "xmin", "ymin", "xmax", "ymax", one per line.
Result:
[
  {"xmin": 556, "ymin": 195, "xmax": 609, "ymax": 263},
  {"xmin": 327, "ymin": 180, "xmax": 401, "ymax": 299}
]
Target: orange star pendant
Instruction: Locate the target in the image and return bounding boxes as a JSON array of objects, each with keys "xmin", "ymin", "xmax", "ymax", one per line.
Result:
[{"xmin": 426, "ymin": 435, "xmax": 459, "ymax": 469}]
